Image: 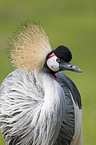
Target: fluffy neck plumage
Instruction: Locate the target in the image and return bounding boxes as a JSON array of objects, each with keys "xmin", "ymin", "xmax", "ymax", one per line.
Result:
[{"xmin": 0, "ymin": 69, "xmax": 65, "ymax": 144}]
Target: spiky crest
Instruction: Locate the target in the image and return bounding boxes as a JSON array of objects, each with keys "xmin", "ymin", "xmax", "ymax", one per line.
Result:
[{"xmin": 9, "ymin": 23, "xmax": 52, "ymax": 71}]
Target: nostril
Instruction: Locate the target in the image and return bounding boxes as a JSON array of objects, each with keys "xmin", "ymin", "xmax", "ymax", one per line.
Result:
[{"xmin": 70, "ymin": 65, "xmax": 73, "ymax": 67}]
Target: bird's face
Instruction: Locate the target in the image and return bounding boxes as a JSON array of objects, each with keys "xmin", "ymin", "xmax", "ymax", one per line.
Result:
[
  {"xmin": 47, "ymin": 53, "xmax": 60, "ymax": 72},
  {"xmin": 46, "ymin": 45, "xmax": 82, "ymax": 73}
]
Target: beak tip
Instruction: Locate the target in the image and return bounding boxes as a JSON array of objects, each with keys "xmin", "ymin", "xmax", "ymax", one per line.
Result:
[
  {"xmin": 79, "ymin": 70, "xmax": 83, "ymax": 73},
  {"xmin": 77, "ymin": 68, "xmax": 83, "ymax": 73}
]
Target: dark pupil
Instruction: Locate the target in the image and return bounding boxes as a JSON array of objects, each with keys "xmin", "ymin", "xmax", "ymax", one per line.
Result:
[{"xmin": 56, "ymin": 58, "xmax": 61, "ymax": 63}]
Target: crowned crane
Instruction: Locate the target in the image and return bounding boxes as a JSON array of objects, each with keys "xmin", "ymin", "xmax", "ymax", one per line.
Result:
[{"xmin": 0, "ymin": 23, "xmax": 82, "ymax": 145}]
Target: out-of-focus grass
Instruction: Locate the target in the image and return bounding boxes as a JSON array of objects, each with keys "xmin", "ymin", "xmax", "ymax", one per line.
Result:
[{"xmin": 0, "ymin": 0, "xmax": 96, "ymax": 145}]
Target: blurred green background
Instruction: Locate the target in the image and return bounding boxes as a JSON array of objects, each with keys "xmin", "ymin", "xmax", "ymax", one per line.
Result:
[{"xmin": 0, "ymin": 0, "xmax": 96, "ymax": 144}]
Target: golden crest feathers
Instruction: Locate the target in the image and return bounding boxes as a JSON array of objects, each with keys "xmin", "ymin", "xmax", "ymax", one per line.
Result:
[{"xmin": 9, "ymin": 23, "xmax": 52, "ymax": 71}]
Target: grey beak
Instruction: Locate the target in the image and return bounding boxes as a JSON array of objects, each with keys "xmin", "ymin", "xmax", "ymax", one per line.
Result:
[{"xmin": 59, "ymin": 62, "xmax": 82, "ymax": 73}]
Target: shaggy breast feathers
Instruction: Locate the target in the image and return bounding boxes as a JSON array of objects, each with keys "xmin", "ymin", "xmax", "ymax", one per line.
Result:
[{"xmin": 0, "ymin": 69, "xmax": 65, "ymax": 145}]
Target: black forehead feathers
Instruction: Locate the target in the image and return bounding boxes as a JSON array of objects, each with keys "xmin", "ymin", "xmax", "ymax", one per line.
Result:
[{"xmin": 53, "ymin": 45, "xmax": 72, "ymax": 62}]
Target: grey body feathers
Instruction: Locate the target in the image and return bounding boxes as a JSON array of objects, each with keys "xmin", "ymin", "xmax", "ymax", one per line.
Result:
[{"xmin": 0, "ymin": 70, "xmax": 82, "ymax": 145}]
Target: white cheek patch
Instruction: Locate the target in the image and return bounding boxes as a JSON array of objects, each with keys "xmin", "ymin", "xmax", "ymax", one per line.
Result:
[{"xmin": 47, "ymin": 56, "xmax": 59, "ymax": 72}]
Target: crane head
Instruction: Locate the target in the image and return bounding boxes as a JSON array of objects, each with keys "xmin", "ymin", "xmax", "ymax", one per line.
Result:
[
  {"xmin": 46, "ymin": 45, "xmax": 82, "ymax": 73},
  {"xmin": 9, "ymin": 23, "xmax": 82, "ymax": 73}
]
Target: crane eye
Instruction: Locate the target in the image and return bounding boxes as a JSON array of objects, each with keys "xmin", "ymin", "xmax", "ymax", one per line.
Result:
[{"xmin": 56, "ymin": 58, "xmax": 61, "ymax": 63}]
